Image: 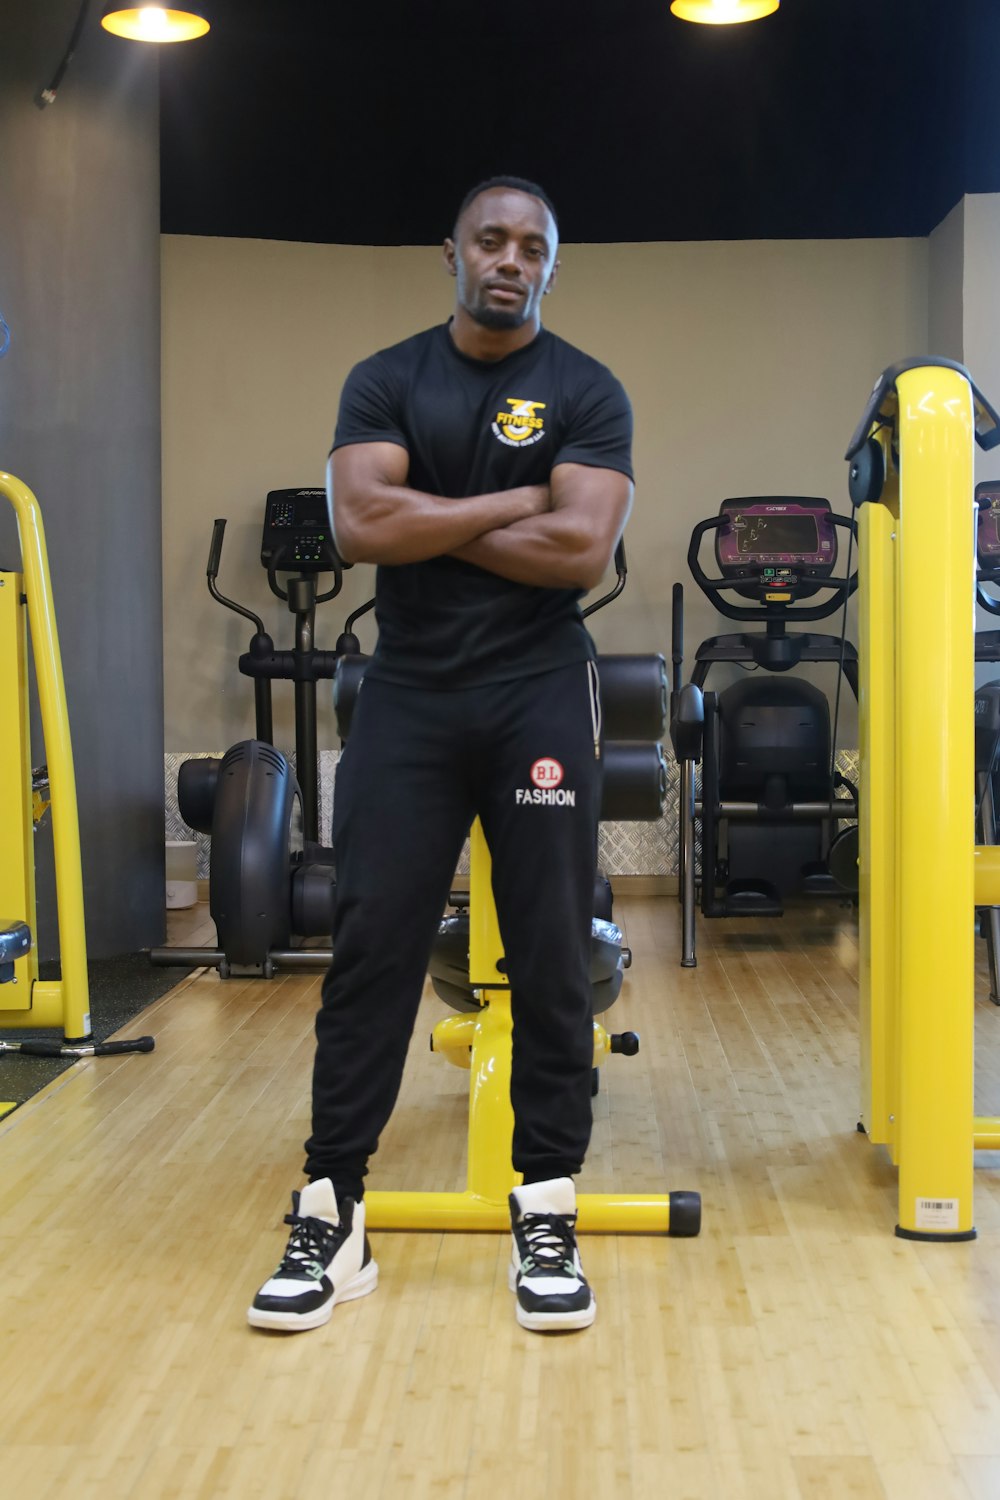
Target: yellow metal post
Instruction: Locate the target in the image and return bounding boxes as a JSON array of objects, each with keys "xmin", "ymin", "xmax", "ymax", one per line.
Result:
[
  {"xmin": 891, "ymin": 368, "xmax": 975, "ymax": 1239},
  {"xmin": 0, "ymin": 568, "xmax": 38, "ymax": 1005},
  {"xmin": 464, "ymin": 819, "xmax": 520, "ymax": 1204},
  {"xmin": 0, "ymin": 473, "xmax": 91, "ymax": 1039},
  {"xmin": 856, "ymin": 469, "xmax": 898, "ymax": 1150}
]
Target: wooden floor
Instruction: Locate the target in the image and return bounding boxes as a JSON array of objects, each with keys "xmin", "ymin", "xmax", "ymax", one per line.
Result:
[{"xmin": 2, "ymin": 897, "xmax": 1000, "ymax": 1500}]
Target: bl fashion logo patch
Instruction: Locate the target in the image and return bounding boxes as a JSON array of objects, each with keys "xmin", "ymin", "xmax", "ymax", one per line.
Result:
[
  {"xmin": 492, "ymin": 398, "xmax": 547, "ymax": 448},
  {"xmin": 515, "ymin": 757, "xmax": 576, "ymax": 807}
]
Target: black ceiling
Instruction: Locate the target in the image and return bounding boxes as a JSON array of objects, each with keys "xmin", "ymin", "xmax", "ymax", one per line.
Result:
[{"xmin": 159, "ymin": 0, "xmax": 998, "ymax": 246}]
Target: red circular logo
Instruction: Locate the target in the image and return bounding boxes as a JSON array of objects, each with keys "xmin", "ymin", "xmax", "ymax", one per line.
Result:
[{"xmin": 530, "ymin": 758, "xmax": 564, "ymax": 789}]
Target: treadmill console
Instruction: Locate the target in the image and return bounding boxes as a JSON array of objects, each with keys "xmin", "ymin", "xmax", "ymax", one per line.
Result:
[
  {"xmin": 976, "ymin": 481, "xmax": 1000, "ymax": 573},
  {"xmin": 715, "ymin": 498, "xmax": 837, "ymax": 601},
  {"xmin": 260, "ymin": 488, "xmax": 340, "ymax": 572}
]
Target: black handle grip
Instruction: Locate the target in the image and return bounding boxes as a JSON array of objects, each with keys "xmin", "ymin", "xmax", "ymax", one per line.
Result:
[
  {"xmin": 92, "ymin": 1036, "xmax": 155, "ymax": 1056},
  {"xmin": 207, "ymin": 519, "xmax": 227, "ymax": 579},
  {"xmin": 10, "ymin": 1039, "xmax": 65, "ymax": 1057},
  {"xmin": 671, "ymin": 582, "xmax": 684, "ymax": 693}
]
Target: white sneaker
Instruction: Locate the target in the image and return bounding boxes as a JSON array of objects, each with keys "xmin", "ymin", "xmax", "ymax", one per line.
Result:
[
  {"xmin": 508, "ymin": 1178, "xmax": 595, "ymax": 1332},
  {"xmin": 248, "ymin": 1179, "xmax": 378, "ymax": 1332}
]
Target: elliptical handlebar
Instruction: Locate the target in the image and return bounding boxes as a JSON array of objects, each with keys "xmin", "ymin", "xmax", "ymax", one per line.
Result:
[
  {"xmin": 206, "ymin": 517, "xmax": 269, "ymax": 637},
  {"xmin": 207, "ymin": 517, "xmax": 227, "ymax": 580},
  {"xmin": 671, "ymin": 582, "xmax": 684, "ymax": 696},
  {"xmin": 582, "ymin": 539, "xmax": 627, "ymax": 619}
]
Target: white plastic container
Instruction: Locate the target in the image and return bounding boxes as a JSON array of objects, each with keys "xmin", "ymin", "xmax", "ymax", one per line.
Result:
[{"xmin": 166, "ymin": 839, "xmax": 198, "ymax": 909}]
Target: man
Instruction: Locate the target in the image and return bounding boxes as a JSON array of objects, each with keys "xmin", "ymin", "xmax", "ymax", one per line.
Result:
[{"xmin": 249, "ymin": 175, "xmax": 634, "ymax": 1335}]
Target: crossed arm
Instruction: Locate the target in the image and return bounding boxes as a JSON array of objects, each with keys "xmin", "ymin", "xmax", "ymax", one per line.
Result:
[{"xmin": 327, "ymin": 441, "xmax": 633, "ymax": 592}]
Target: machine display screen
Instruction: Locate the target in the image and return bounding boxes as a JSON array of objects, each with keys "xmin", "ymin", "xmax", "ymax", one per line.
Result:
[
  {"xmin": 734, "ymin": 515, "xmax": 818, "ymax": 556},
  {"xmin": 716, "ymin": 501, "xmax": 836, "ymax": 570},
  {"xmin": 977, "ymin": 485, "xmax": 1000, "ymax": 560}
]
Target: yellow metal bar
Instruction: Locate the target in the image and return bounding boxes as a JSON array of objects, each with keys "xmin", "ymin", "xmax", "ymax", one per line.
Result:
[
  {"xmin": 430, "ymin": 1012, "xmax": 475, "ymax": 1068},
  {"xmin": 0, "ymin": 982, "xmax": 67, "ymax": 1030},
  {"xmin": 466, "ymin": 985, "xmax": 519, "ymax": 1203},
  {"xmin": 974, "ymin": 846, "xmax": 1000, "ymax": 905},
  {"xmin": 0, "ymin": 473, "xmax": 90, "ymax": 1039},
  {"xmin": 973, "ymin": 1118, "xmax": 1000, "ymax": 1151},
  {"xmin": 468, "ymin": 819, "xmax": 506, "ymax": 986},
  {"xmin": 892, "ymin": 367, "xmax": 975, "ymax": 1239},
  {"xmin": 364, "ymin": 1190, "xmax": 676, "ymax": 1233},
  {"xmin": 0, "ymin": 1104, "xmax": 15, "ymax": 1121},
  {"xmin": 0, "ymin": 569, "xmax": 37, "ymax": 1006},
  {"xmin": 592, "ymin": 1020, "xmax": 611, "ymax": 1062},
  {"xmin": 464, "ymin": 823, "xmax": 519, "ymax": 1201},
  {"xmin": 856, "ymin": 478, "xmax": 898, "ymax": 1149},
  {"xmin": 432, "ymin": 1008, "xmax": 613, "ymax": 1072}
]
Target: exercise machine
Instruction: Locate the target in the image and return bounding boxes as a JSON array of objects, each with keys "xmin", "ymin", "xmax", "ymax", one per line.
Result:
[
  {"xmin": 670, "ymin": 497, "xmax": 859, "ymax": 966},
  {"xmin": 0, "ymin": 471, "xmax": 154, "ymax": 1117},
  {"xmin": 151, "ymin": 488, "xmax": 372, "ymax": 978}
]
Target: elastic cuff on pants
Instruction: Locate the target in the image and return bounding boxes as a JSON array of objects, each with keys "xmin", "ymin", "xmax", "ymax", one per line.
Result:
[{"xmin": 518, "ymin": 1164, "xmax": 581, "ymax": 1186}]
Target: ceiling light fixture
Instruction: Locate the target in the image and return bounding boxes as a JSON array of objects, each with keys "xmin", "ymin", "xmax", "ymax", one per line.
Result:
[
  {"xmin": 37, "ymin": 1, "xmax": 209, "ymax": 108},
  {"xmin": 670, "ymin": 0, "xmax": 779, "ymax": 24},
  {"xmin": 100, "ymin": 5, "xmax": 210, "ymax": 43}
]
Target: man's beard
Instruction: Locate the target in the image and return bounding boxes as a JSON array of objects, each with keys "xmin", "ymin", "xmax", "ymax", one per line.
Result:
[{"xmin": 469, "ymin": 299, "xmax": 529, "ymax": 331}]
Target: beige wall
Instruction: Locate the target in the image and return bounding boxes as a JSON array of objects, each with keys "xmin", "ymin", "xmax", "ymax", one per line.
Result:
[
  {"xmin": 928, "ymin": 198, "xmax": 965, "ymax": 363},
  {"xmin": 963, "ymin": 195, "xmax": 1000, "ymax": 495},
  {"xmin": 162, "ymin": 233, "xmax": 929, "ymax": 752}
]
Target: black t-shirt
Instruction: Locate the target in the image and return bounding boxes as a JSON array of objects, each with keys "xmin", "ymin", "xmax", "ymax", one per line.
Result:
[{"xmin": 332, "ymin": 322, "xmax": 633, "ymax": 687}]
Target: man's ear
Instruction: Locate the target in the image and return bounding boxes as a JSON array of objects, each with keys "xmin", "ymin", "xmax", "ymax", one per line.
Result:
[
  {"xmin": 443, "ymin": 238, "xmax": 457, "ymax": 277},
  {"xmin": 544, "ymin": 257, "xmax": 561, "ymax": 295}
]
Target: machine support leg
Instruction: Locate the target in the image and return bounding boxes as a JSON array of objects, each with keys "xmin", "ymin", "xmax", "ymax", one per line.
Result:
[{"xmin": 680, "ymin": 758, "xmax": 697, "ymax": 967}]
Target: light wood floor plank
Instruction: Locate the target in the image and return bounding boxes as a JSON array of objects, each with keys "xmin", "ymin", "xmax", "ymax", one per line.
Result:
[{"xmin": 2, "ymin": 897, "xmax": 1000, "ymax": 1498}]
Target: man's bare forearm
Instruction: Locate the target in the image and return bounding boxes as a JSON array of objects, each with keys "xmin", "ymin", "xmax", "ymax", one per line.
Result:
[
  {"xmin": 450, "ymin": 511, "xmax": 606, "ymax": 591},
  {"xmin": 450, "ymin": 464, "xmax": 634, "ymax": 590},
  {"xmin": 333, "ymin": 482, "xmax": 550, "ymax": 566}
]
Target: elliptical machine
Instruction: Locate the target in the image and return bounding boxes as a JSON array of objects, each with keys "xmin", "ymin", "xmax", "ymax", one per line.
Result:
[
  {"xmin": 152, "ymin": 488, "xmax": 373, "ymax": 978},
  {"xmin": 670, "ymin": 496, "xmax": 860, "ymax": 967}
]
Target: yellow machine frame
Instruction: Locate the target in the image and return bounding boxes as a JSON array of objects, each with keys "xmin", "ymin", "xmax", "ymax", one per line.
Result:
[
  {"xmin": 854, "ymin": 363, "xmax": 1000, "ymax": 1239},
  {"xmin": 0, "ymin": 471, "xmax": 90, "ymax": 1053},
  {"xmin": 364, "ymin": 820, "xmax": 698, "ymax": 1234}
]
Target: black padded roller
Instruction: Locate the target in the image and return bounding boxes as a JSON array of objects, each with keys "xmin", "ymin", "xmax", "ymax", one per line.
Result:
[
  {"xmin": 177, "ymin": 756, "xmax": 221, "ymax": 835},
  {"xmin": 601, "ymin": 742, "xmax": 667, "ymax": 821},
  {"xmin": 333, "ymin": 653, "xmax": 370, "ymax": 740},
  {"xmin": 596, "ymin": 654, "xmax": 668, "ymax": 742}
]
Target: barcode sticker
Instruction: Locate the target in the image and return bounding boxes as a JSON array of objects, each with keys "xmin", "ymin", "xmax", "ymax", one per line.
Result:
[{"xmin": 915, "ymin": 1197, "xmax": 960, "ymax": 1231}]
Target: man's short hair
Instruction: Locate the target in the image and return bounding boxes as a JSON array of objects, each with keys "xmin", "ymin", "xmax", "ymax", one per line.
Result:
[{"xmin": 453, "ymin": 176, "xmax": 559, "ymax": 239}]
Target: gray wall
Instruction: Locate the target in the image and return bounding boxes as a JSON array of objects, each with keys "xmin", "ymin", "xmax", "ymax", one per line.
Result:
[{"xmin": 0, "ymin": 1, "xmax": 164, "ymax": 958}]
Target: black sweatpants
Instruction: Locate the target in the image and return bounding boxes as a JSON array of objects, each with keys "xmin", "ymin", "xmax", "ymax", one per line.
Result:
[{"xmin": 304, "ymin": 659, "xmax": 604, "ymax": 1201}]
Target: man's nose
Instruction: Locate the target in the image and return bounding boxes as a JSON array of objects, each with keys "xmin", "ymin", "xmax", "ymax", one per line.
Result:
[{"xmin": 495, "ymin": 246, "xmax": 523, "ymax": 276}]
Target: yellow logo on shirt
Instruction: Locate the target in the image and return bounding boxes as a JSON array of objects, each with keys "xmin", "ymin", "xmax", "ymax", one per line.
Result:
[{"xmin": 492, "ymin": 398, "xmax": 547, "ymax": 448}]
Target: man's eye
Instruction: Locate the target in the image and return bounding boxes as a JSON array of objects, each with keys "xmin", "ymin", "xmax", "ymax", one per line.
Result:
[{"xmin": 480, "ymin": 238, "xmax": 498, "ymax": 250}]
